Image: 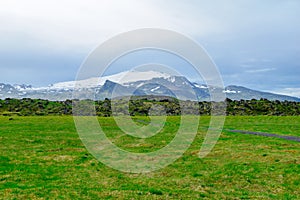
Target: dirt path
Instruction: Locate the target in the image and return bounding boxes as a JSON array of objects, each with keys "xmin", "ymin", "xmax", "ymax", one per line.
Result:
[{"xmin": 227, "ymin": 129, "xmax": 300, "ymax": 143}]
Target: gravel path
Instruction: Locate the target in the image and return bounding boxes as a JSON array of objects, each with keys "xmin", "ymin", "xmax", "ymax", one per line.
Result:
[{"xmin": 227, "ymin": 129, "xmax": 300, "ymax": 143}]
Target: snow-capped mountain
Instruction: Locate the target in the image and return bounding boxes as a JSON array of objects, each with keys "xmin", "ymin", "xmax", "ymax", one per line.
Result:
[
  {"xmin": 47, "ymin": 71, "xmax": 170, "ymax": 90},
  {"xmin": 0, "ymin": 71, "xmax": 299, "ymax": 102}
]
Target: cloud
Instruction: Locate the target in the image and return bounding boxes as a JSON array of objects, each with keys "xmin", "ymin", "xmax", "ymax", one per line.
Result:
[
  {"xmin": 245, "ymin": 67, "xmax": 276, "ymax": 73},
  {"xmin": 0, "ymin": 0, "xmax": 299, "ymax": 91},
  {"xmin": 1, "ymin": 1, "xmax": 299, "ymax": 54},
  {"xmin": 0, "ymin": 0, "xmax": 224, "ymax": 53}
]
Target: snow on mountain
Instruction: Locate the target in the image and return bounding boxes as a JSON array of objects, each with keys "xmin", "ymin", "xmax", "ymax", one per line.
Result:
[
  {"xmin": 223, "ymin": 89, "xmax": 241, "ymax": 94},
  {"xmin": 193, "ymin": 83, "xmax": 208, "ymax": 89},
  {"xmin": 150, "ymin": 86, "xmax": 160, "ymax": 92},
  {"xmin": 1, "ymin": 70, "xmax": 300, "ymax": 102},
  {"xmin": 42, "ymin": 70, "xmax": 170, "ymax": 90},
  {"xmin": 13, "ymin": 84, "xmax": 32, "ymax": 91}
]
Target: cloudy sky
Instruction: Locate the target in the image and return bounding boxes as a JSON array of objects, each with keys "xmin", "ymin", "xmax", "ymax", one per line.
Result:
[{"xmin": 0, "ymin": 0, "xmax": 299, "ymax": 97}]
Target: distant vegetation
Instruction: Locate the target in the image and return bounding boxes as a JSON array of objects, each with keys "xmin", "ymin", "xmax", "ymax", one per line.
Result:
[{"xmin": 0, "ymin": 97, "xmax": 299, "ymax": 116}]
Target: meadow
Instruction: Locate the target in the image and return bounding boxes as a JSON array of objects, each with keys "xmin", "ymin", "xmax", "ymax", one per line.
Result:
[{"xmin": 0, "ymin": 116, "xmax": 299, "ymax": 199}]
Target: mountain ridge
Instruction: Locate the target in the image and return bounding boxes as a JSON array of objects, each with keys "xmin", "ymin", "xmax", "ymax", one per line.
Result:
[{"xmin": 0, "ymin": 71, "xmax": 299, "ymax": 102}]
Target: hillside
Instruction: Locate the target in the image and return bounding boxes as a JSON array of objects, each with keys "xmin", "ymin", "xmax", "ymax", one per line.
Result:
[{"xmin": 0, "ymin": 71, "xmax": 299, "ymax": 102}]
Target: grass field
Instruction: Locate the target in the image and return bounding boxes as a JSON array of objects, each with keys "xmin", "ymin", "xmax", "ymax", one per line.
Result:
[{"xmin": 0, "ymin": 116, "xmax": 299, "ymax": 199}]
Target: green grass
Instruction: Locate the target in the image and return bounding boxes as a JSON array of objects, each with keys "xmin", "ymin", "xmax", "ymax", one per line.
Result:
[
  {"xmin": 0, "ymin": 116, "xmax": 299, "ymax": 199},
  {"xmin": 224, "ymin": 116, "xmax": 300, "ymax": 136}
]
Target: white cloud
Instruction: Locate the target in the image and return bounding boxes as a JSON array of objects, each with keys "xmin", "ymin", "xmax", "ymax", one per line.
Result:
[
  {"xmin": 245, "ymin": 67, "xmax": 276, "ymax": 73},
  {"xmin": 0, "ymin": 0, "xmax": 224, "ymax": 53},
  {"xmin": 1, "ymin": 0, "xmax": 299, "ymax": 90}
]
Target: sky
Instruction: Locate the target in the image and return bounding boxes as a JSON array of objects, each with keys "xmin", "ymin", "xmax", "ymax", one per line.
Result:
[{"xmin": 0, "ymin": 0, "xmax": 299, "ymax": 97}]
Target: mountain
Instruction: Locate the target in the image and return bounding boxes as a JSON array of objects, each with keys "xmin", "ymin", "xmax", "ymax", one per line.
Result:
[
  {"xmin": 223, "ymin": 85, "xmax": 300, "ymax": 102},
  {"xmin": 0, "ymin": 71, "xmax": 299, "ymax": 102}
]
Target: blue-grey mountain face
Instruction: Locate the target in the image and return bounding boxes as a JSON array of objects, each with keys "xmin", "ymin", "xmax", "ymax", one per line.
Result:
[
  {"xmin": 0, "ymin": 71, "xmax": 299, "ymax": 102},
  {"xmin": 223, "ymin": 85, "xmax": 300, "ymax": 102}
]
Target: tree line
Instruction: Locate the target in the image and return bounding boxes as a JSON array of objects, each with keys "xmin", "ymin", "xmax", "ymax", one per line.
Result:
[{"xmin": 0, "ymin": 97, "xmax": 299, "ymax": 116}]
